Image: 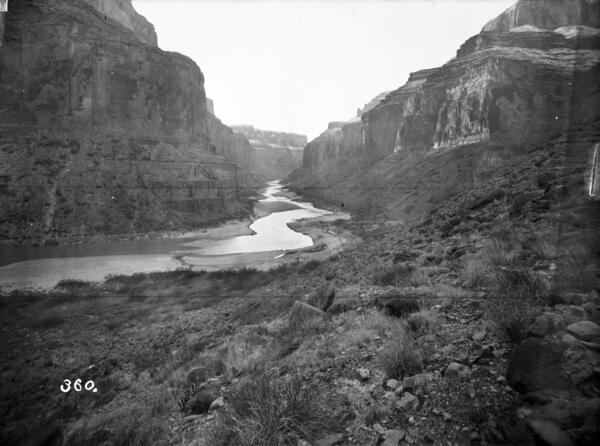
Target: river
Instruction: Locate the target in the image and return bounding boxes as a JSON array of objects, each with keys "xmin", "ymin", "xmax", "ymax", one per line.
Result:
[{"xmin": 0, "ymin": 181, "xmax": 341, "ymax": 291}]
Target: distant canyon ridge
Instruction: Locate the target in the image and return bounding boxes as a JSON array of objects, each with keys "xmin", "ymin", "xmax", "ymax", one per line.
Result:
[
  {"xmin": 0, "ymin": 0, "xmax": 304, "ymax": 246},
  {"xmin": 287, "ymin": 0, "xmax": 600, "ymax": 230}
]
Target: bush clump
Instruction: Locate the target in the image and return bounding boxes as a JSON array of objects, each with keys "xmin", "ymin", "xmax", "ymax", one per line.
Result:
[
  {"xmin": 379, "ymin": 325, "xmax": 423, "ymax": 379},
  {"xmin": 211, "ymin": 372, "xmax": 330, "ymax": 446}
]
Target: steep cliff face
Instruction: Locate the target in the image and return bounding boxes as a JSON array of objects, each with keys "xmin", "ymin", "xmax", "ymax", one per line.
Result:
[
  {"xmin": 288, "ymin": 0, "xmax": 600, "ymax": 222},
  {"xmin": 83, "ymin": 0, "xmax": 157, "ymax": 46},
  {"xmin": 231, "ymin": 125, "xmax": 305, "ymax": 181},
  {"xmin": 482, "ymin": 0, "xmax": 600, "ymax": 33},
  {"xmin": 0, "ymin": 0, "xmax": 255, "ymax": 245}
]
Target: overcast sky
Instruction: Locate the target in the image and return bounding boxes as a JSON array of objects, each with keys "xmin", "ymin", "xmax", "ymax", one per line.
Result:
[{"xmin": 133, "ymin": 0, "xmax": 514, "ymax": 140}]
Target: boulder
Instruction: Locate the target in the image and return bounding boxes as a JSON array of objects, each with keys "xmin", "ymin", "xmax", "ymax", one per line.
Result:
[
  {"xmin": 396, "ymin": 392, "xmax": 419, "ymax": 411},
  {"xmin": 386, "ymin": 379, "xmax": 400, "ymax": 390},
  {"xmin": 444, "ymin": 362, "xmax": 471, "ymax": 380},
  {"xmin": 566, "ymin": 321, "xmax": 600, "ymax": 342},
  {"xmin": 208, "ymin": 396, "xmax": 225, "ymax": 411},
  {"xmin": 315, "ymin": 433, "xmax": 344, "ymax": 446},
  {"xmin": 382, "ymin": 429, "xmax": 405, "ymax": 446},
  {"xmin": 507, "ymin": 338, "xmax": 573, "ymax": 394},
  {"xmin": 288, "ymin": 301, "xmax": 325, "ymax": 331},
  {"xmin": 527, "ymin": 313, "xmax": 564, "ymax": 337},
  {"xmin": 327, "ymin": 288, "xmax": 361, "ymax": 314},
  {"xmin": 403, "ymin": 374, "xmax": 428, "ymax": 390},
  {"xmin": 526, "ymin": 419, "xmax": 575, "ymax": 446}
]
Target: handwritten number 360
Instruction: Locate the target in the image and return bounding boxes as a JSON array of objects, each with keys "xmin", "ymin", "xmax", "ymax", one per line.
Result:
[{"xmin": 61, "ymin": 379, "xmax": 96, "ymax": 393}]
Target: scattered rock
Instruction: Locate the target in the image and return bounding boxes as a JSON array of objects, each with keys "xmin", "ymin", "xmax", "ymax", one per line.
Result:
[
  {"xmin": 396, "ymin": 392, "xmax": 419, "ymax": 411},
  {"xmin": 472, "ymin": 329, "xmax": 487, "ymax": 342},
  {"xmin": 384, "ymin": 391, "xmax": 397, "ymax": 400},
  {"xmin": 566, "ymin": 321, "xmax": 600, "ymax": 342},
  {"xmin": 315, "ymin": 433, "xmax": 344, "ymax": 446},
  {"xmin": 444, "ymin": 362, "xmax": 471, "ymax": 380},
  {"xmin": 382, "ymin": 429, "xmax": 405, "ymax": 446},
  {"xmin": 288, "ymin": 301, "xmax": 325, "ymax": 330},
  {"xmin": 526, "ymin": 418, "xmax": 575, "ymax": 446},
  {"xmin": 208, "ymin": 396, "xmax": 224, "ymax": 412},
  {"xmin": 386, "ymin": 379, "xmax": 400, "ymax": 390},
  {"xmin": 403, "ymin": 373, "xmax": 427, "ymax": 390},
  {"xmin": 527, "ymin": 313, "xmax": 564, "ymax": 337},
  {"xmin": 357, "ymin": 368, "xmax": 371, "ymax": 382},
  {"xmin": 507, "ymin": 338, "xmax": 573, "ymax": 394},
  {"xmin": 327, "ymin": 288, "xmax": 361, "ymax": 314},
  {"xmin": 373, "ymin": 423, "xmax": 386, "ymax": 435}
]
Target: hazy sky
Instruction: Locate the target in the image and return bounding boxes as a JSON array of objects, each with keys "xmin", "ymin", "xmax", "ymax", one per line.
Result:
[{"xmin": 133, "ymin": 0, "xmax": 514, "ymax": 140}]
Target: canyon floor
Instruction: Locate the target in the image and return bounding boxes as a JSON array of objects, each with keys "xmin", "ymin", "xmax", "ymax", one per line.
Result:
[{"xmin": 1, "ymin": 204, "xmax": 599, "ymax": 446}]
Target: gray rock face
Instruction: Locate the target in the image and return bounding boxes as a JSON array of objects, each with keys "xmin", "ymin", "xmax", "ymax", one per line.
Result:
[
  {"xmin": 286, "ymin": 1, "xmax": 600, "ymax": 222},
  {"xmin": 481, "ymin": 0, "xmax": 600, "ymax": 33},
  {"xmin": 0, "ymin": 0, "xmax": 257, "ymax": 244},
  {"xmin": 231, "ymin": 125, "xmax": 305, "ymax": 181},
  {"xmin": 506, "ymin": 338, "xmax": 573, "ymax": 393},
  {"xmin": 566, "ymin": 320, "xmax": 600, "ymax": 342},
  {"xmin": 83, "ymin": 0, "xmax": 158, "ymax": 46}
]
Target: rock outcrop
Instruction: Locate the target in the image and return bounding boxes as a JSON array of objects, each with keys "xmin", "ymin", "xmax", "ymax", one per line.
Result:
[
  {"xmin": 0, "ymin": 0, "xmax": 256, "ymax": 245},
  {"xmin": 231, "ymin": 125, "xmax": 305, "ymax": 181},
  {"xmin": 287, "ymin": 0, "xmax": 600, "ymax": 223},
  {"xmin": 83, "ymin": 0, "xmax": 157, "ymax": 46}
]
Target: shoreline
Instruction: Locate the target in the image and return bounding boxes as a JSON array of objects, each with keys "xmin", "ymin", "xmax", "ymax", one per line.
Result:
[{"xmin": 0, "ymin": 183, "xmax": 355, "ymax": 292}]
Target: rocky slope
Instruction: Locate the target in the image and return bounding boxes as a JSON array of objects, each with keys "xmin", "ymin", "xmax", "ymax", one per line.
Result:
[
  {"xmin": 287, "ymin": 0, "xmax": 600, "ymax": 223},
  {"xmin": 0, "ymin": 0, "xmax": 257, "ymax": 245},
  {"xmin": 231, "ymin": 125, "xmax": 306, "ymax": 181}
]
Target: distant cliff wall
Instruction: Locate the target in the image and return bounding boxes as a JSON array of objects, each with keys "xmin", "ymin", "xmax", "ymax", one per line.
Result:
[
  {"xmin": 0, "ymin": 0, "xmax": 255, "ymax": 245},
  {"xmin": 287, "ymin": 0, "xmax": 600, "ymax": 221},
  {"xmin": 231, "ymin": 125, "xmax": 305, "ymax": 181}
]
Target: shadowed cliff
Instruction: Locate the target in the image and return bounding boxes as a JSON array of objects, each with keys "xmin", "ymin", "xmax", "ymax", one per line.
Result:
[{"xmin": 0, "ymin": 0, "xmax": 258, "ymax": 246}]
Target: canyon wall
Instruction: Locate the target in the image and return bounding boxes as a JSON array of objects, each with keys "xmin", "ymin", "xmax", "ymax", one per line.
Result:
[
  {"xmin": 83, "ymin": 0, "xmax": 157, "ymax": 46},
  {"xmin": 231, "ymin": 125, "xmax": 305, "ymax": 181},
  {"xmin": 287, "ymin": 0, "xmax": 600, "ymax": 221},
  {"xmin": 0, "ymin": 0, "xmax": 256, "ymax": 245}
]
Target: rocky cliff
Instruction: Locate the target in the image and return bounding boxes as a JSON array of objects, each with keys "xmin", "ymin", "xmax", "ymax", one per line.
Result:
[
  {"xmin": 231, "ymin": 125, "xmax": 305, "ymax": 181},
  {"xmin": 0, "ymin": 0, "xmax": 256, "ymax": 245},
  {"xmin": 287, "ymin": 0, "xmax": 600, "ymax": 222},
  {"xmin": 83, "ymin": 0, "xmax": 157, "ymax": 46}
]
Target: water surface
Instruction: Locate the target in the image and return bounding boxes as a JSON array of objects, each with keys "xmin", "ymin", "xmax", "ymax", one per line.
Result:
[{"xmin": 0, "ymin": 181, "xmax": 333, "ymax": 290}]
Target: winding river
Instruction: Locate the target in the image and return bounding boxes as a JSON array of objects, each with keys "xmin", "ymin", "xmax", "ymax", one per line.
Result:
[{"xmin": 0, "ymin": 181, "xmax": 340, "ymax": 291}]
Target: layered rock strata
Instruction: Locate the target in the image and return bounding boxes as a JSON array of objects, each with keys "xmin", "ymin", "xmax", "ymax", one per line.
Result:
[
  {"xmin": 287, "ymin": 0, "xmax": 600, "ymax": 221},
  {"xmin": 231, "ymin": 125, "xmax": 306, "ymax": 181},
  {"xmin": 0, "ymin": 0, "xmax": 256, "ymax": 245}
]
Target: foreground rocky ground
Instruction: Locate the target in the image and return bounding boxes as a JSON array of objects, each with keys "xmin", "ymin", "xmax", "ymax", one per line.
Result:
[{"xmin": 1, "ymin": 210, "xmax": 598, "ymax": 445}]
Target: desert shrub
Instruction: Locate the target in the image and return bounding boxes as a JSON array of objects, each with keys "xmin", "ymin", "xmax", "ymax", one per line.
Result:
[
  {"xmin": 553, "ymin": 247, "xmax": 598, "ymax": 292},
  {"xmin": 409, "ymin": 268, "xmax": 431, "ymax": 287},
  {"xmin": 406, "ymin": 311, "xmax": 438, "ymax": 338},
  {"xmin": 379, "ymin": 325, "xmax": 423, "ymax": 379},
  {"xmin": 210, "ymin": 372, "xmax": 330, "ymax": 446},
  {"xmin": 484, "ymin": 295, "xmax": 537, "ymax": 343},
  {"xmin": 371, "ymin": 262, "xmax": 415, "ymax": 287},
  {"xmin": 220, "ymin": 332, "xmax": 269, "ymax": 376},
  {"xmin": 63, "ymin": 404, "xmax": 166, "ymax": 446}
]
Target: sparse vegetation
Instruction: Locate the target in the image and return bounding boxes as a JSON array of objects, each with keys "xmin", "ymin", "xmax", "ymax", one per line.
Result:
[
  {"xmin": 210, "ymin": 371, "xmax": 331, "ymax": 446},
  {"xmin": 379, "ymin": 322, "xmax": 424, "ymax": 379}
]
